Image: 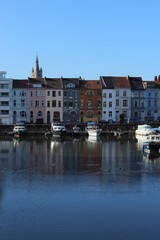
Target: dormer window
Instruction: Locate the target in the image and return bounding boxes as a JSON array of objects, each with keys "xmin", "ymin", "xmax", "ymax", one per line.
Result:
[{"xmin": 66, "ymin": 83, "xmax": 75, "ymax": 88}]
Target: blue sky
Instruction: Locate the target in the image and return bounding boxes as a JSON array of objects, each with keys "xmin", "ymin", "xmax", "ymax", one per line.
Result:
[{"xmin": 0, "ymin": 0, "xmax": 160, "ymax": 80}]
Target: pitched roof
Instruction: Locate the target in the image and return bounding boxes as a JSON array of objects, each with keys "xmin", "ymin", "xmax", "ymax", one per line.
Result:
[
  {"xmin": 13, "ymin": 79, "xmax": 28, "ymax": 88},
  {"xmin": 128, "ymin": 77, "xmax": 144, "ymax": 90},
  {"xmin": 79, "ymin": 80, "xmax": 102, "ymax": 89},
  {"xmin": 100, "ymin": 76, "xmax": 130, "ymax": 89},
  {"xmin": 28, "ymin": 78, "xmax": 45, "ymax": 88},
  {"xmin": 100, "ymin": 76, "xmax": 114, "ymax": 89},
  {"xmin": 62, "ymin": 77, "xmax": 80, "ymax": 88},
  {"xmin": 45, "ymin": 78, "xmax": 62, "ymax": 89},
  {"xmin": 143, "ymin": 80, "xmax": 158, "ymax": 89}
]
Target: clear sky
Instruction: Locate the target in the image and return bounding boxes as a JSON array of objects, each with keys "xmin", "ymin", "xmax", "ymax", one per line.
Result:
[{"xmin": 0, "ymin": 0, "xmax": 160, "ymax": 80}]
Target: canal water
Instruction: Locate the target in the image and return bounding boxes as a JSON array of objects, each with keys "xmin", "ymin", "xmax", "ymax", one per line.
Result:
[{"xmin": 0, "ymin": 135, "xmax": 160, "ymax": 240}]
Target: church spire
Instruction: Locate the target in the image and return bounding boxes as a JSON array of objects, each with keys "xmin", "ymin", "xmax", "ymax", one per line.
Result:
[{"xmin": 31, "ymin": 54, "xmax": 43, "ymax": 78}]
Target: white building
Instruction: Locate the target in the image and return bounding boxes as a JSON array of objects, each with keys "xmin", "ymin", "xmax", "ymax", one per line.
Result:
[
  {"xmin": 0, "ymin": 71, "xmax": 12, "ymax": 124},
  {"xmin": 100, "ymin": 76, "xmax": 116, "ymax": 122}
]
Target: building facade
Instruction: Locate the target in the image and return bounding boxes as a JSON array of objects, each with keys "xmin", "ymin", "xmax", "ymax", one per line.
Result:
[
  {"xmin": 45, "ymin": 78, "xmax": 63, "ymax": 123},
  {"xmin": 0, "ymin": 71, "xmax": 12, "ymax": 124},
  {"xmin": 128, "ymin": 76, "xmax": 145, "ymax": 123},
  {"xmin": 62, "ymin": 78, "xmax": 80, "ymax": 125},
  {"xmin": 12, "ymin": 79, "xmax": 29, "ymax": 124},
  {"xmin": 79, "ymin": 80, "xmax": 102, "ymax": 123}
]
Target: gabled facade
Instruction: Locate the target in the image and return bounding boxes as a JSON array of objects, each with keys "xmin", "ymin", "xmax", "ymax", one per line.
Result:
[
  {"xmin": 62, "ymin": 78, "xmax": 80, "ymax": 125},
  {"xmin": 12, "ymin": 79, "xmax": 29, "ymax": 124},
  {"xmin": 100, "ymin": 76, "xmax": 116, "ymax": 122},
  {"xmin": 28, "ymin": 78, "xmax": 46, "ymax": 124},
  {"xmin": 79, "ymin": 80, "xmax": 102, "ymax": 123},
  {"xmin": 45, "ymin": 78, "xmax": 63, "ymax": 123},
  {"xmin": 128, "ymin": 76, "xmax": 145, "ymax": 123},
  {"xmin": 143, "ymin": 81, "xmax": 159, "ymax": 122},
  {"xmin": 0, "ymin": 71, "xmax": 12, "ymax": 124}
]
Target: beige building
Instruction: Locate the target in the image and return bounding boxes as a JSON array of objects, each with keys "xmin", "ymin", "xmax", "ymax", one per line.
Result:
[{"xmin": 45, "ymin": 78, "xmax": 63, "ymax": 123}]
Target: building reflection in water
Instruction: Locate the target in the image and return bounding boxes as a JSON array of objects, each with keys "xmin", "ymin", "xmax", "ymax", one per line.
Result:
[{"xmin": 0, "ymin": 137, "xmax": 160, "ymax": 182}]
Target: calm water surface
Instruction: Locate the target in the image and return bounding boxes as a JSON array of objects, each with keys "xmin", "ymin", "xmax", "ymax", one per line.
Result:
[{"xmin": 0, "ymin": 136, "xmax": 160, "ymax": 240}]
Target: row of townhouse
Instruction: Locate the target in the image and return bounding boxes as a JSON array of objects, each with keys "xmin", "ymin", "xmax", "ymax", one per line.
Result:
[{"xmin": 0, "ymin": 57, "xmax": 160, "ymax": 125}]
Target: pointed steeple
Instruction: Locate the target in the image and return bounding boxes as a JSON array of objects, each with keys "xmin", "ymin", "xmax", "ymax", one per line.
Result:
[{"xmin": 31, "ymin": 54, "xmax": 43, "ymax": 78}]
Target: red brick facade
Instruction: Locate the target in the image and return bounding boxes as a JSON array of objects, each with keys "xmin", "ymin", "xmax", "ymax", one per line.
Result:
[{"xmin": 79, "ymin": 80, "xmax": 102, "ymax": 123}]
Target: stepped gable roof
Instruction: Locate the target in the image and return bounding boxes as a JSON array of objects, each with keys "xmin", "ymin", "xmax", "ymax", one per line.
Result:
[
  {"xmin": 128, "ymin": 76, "xmax": 144, "ymax": 90},
  {"xmin": 62, "ymin": 77, "xmax": 80, "ymax": 88},
  {"xmin": 79, "ymin": 80, "xmax": 102, "ymax": 89},
  {"xmin": 28, "ymin": 77, "xmax": 45, "ymax": 88},
  {"xmin": 45, "ymin": 78, "xmax": 62, "ymax": 89},
  {"xmin": 13, "ymin": 79, "xmax": 28, "ymax": 88},
  {"xmin": 100, "ymin": 76, "xmax": 114, "ymax": 89}
]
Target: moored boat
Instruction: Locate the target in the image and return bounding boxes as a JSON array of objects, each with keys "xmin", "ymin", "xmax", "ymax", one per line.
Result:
[
  {"xmin": 51, "ymin": 122, "xmax": 67, "ymax": 136},
  {"xmin": 86, "ymin": 122, "xmax": 101, "ymax": 137},
  {"xmin": 13, "ymin": 123, "xmax": 27, "ymax": 137}
]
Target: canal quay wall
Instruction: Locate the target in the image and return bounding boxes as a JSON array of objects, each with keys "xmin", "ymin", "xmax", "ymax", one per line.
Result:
[{"xmin": 0, "ymin": 123, "xmax": 159, "ymax": 136}]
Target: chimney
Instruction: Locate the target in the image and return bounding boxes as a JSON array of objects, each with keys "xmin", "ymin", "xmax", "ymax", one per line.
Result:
[{"xmin": 154, "ymin": 76, "xmax": 157, "ymax": 82}]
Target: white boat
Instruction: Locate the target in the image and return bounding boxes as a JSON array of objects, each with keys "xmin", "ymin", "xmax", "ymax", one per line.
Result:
[
  {"xmin": 51, "ymin": 122, "xmax": 67, "ymax": 136},
  {"xmin": 135, "ymin": 124, "xmax": 154, "ymax": 136},
  {"xmin": 86, "ymin": 122, "xmax": 101, "ymax": 137},
  {"xmin": 13, "ymin": 123, "xmax": 27, "ymax": 137},
  {"xmin": 72, "ymin": 126, "xmax": 81, "ymax": 136}
]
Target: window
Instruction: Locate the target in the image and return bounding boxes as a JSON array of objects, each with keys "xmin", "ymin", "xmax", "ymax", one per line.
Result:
[
  {"xmin": 80, "ymin": 100, "xmax": 83, "ymax": 108},
  {"xmin": 20, "ymin": 111, "xmax": 26, "ymax": 118},
  {"xmin": 42, "ymin": 100, "xmax": 44, "ymax": 107},
  {"xmin": 155, "ymin": 92, "xmax": 157, "ymax": 97},
  {"xmin": 109, "ymin": 93, "xmax": 112, "ymax": 98},
  {"xmin": 30, "ymin": 101, "xmax": 33, "ymax": 107},
  {"xmin": 64, "ymin": 101, "xmax": 67, "ymax": 107},
  {"xmin": 97, "ymin": 100, "xmax": 101, "ymax": 107},
  {"xmin": 64, "ymin": 91, "xmax": 67, "ymax": 97},
  {"xmin": 123, "ymin": 91, "xmax": 126, "ymax": 97},
  {"xmin": 109, "ymin": 102, "xmax": 112, "ymax": 108},
  {"xmin": 14, "ymin": 91, "xmax": 16, "ymax": 96},
  {"xmin": 103, "ymin": 102, "xmax": 106, "ymax": 107},
  {"xmin": 52, "ymin": 91, "xmax": 56, "ymax": 97},
  {"xmin": 41, "ymin": 90, "xmax": 45, "ymax": 97},
  {"xmin": 21, "ymin": 100, "xmax": 25, "ymax": 107},
  {"xmin": 81, "ymin": 91, "xmax": 83, "ymax": 97},
  {"xmin": 30, "ymin": 91, "xmax": 33, "ymax": 97},
  {"xmin": 20, "ymin": 91, "xmax": 26, "ymax": 96},
  {"xmin": 47, "ymin": 91, "xmax": 50, "ymax": 96},
  {"xmin": 123, "ymin": 111, "xmax": 127, "ymax": 117},
  {"xmin": 86, "ymin": 91, "xmax": 94, "ymax": 97},
  {"xmin": 37, "ymin": 111, "xmax": 43, "ymax": 118},
  {"xmin": 109, "ymin": 111, "xmax": 112, "ymax": 118},
  {"xmin": 86, "ymin": 111, "xmax": 93, "ymax": 118},
  {"xmin": 141, "ymin": 102, "xmax": 144, "ymax": 108},
  {"xmin": 135, "ymin": 101, "xmax": 138, "ymax": 108},
  {"xmin": 36, "ymin": 91, "xmax": 39, "ymax": 97},
  {"xmin": 35, "ymin": 100, "xmax": 39, "ymax": 107},
  {"xmin": 52, "ymin": 100, "xmax": 56, "ymax": 107},
  {"xmin": 66, "ymin": 83, "xmax": 75, "ymax": 88},
  {"xmin": 147, "ymin": 110, "xmax": 151, "ymax": 116},
  {"xmin": 47, "ymin": 101, "xmax": 50, "ymax": 107},
  {"xmin": 148, "ymin": 100, "xmax": 151, "ymax": 107},
  {"xmin": 88, "ymin": 99, "xmax": 92, "ymax": 107},
  {"xmin": 14, "ymin": 100, "xmax": 16, "ymax": 107},
  {"xmin": 141, "ymin": 92, "xmax": 144, "ymax": 97},
  {"xmin": 116, "ymin": 91, "xmax": 119, "ymax": 97},
  {"xmin": 154, "ymin": 100, "xmax": 157, "ymax": 106},
  {"xmin": 123, "ymin": 100, "xmax": 128, "ymax": 107},
  {"xmin": 134, "ymin": 112, "xmax": 138, "ymax": 117},
  {"xmin": 58, "ymin": 101, "xmax": 61, "ymax": 107},
  {"xmin": 58, "ymin": 91, "xmax": 61, "ymax": 96},
  {"xmin": 148, "ymin": 92, "xmax": 151, "ymax": 97},
  {"xmin": 116, "ymin": 100, "xmax": 119, "ymax": 107},
  {"xmin": 1, "ymin": 101, "xmax": 8, "ymax": 106},
  {"xmin": 104, "ymin": 93, "xmax": 106, "ymax": 98},
  {"xmin": 69, "ymin": 101, "xmax": 73, "ymax": 107}
]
